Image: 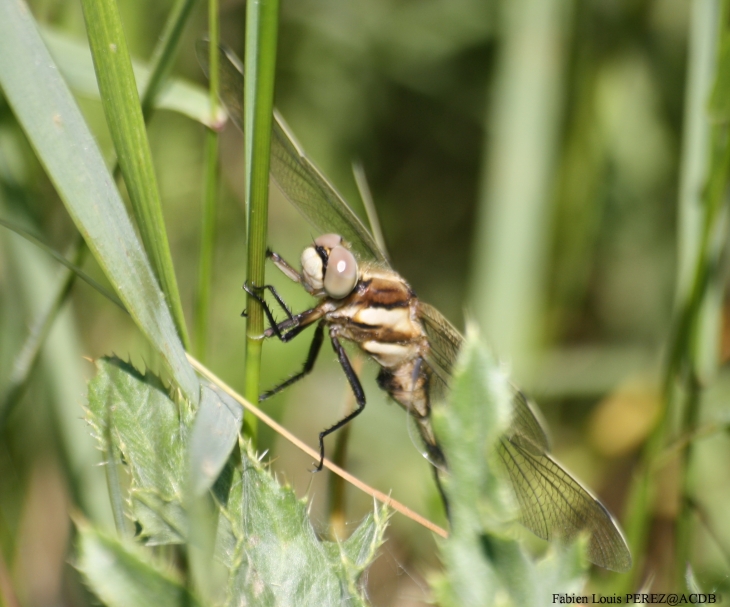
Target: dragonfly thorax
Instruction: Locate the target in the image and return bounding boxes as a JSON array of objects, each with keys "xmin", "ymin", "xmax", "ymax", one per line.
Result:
[{"xmin": 300, "ymin": 233, "xmax": 359, "ymax": 299}]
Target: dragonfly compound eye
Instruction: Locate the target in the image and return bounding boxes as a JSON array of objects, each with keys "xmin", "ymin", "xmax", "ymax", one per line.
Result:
[
  {"xmin": 324, "ymin": 245, "xmax": 358, "ymax": 299},
  {"xmin": 314, "ymin": 233, "xmax": 343, "ymax": 249}
]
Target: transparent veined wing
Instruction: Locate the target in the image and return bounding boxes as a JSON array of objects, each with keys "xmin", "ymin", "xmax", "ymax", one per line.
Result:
[
  {"xmin": 195, "ymin": 40, "xmax": 387, "ymax": 264},
  {"xmin": 417, "ymin": 302, "xmax": 631, "ymax": 572},
  {"xmin": 418, "ymin": 302, "xmax": 461, "ymax": 384},
  {"xmin": 508, "ymin": 388, "xmax": 550, "ymax": 455},
  {"xmin": 418, "ymin": 303, "xmax": 548, "ymax": 452},
  {"xmin": 498, "ymin": 437, "xmax": 632, "ymax": 572}
]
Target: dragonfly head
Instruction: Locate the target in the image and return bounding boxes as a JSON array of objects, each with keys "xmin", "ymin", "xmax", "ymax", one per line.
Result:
[{"xmin": 301, "ymin": 234, "xmax": 359, "ymax": 299}]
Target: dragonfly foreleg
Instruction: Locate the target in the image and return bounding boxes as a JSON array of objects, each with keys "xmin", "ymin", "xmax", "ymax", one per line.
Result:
[
  {"xmin": 252, "ymin": 282, "xmax": 294, "ymax": 319},
  {"xmin": 260, "ymin": 321, "xmax": 325, "ymax": 401},
  {"xmin": 314, "ymin": 330, "xmax": 367, "ymax": 471},
  {"xmin": 243, "ymin": 281, "xmax": 288, "ymax": 337},
  {"xmin": 243, "ymin": 281, "xmax": 304, "ymax": 340},
  {"xmin": 262, "ymin": 306, "xmax": 325, "ymax": 342},
  {"xmin": 267, "ymin": 249, "xmax": 303, "ymax": 284}
]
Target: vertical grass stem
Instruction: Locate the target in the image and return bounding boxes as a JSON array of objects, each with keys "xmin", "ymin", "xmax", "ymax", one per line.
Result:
[
  {"xmin": 194, "ymin": 0, "xmax": 221, "ymax": 361},
  {"xmin": 242, "ymin": 0, "xmax": 280, "ymax": 441}
]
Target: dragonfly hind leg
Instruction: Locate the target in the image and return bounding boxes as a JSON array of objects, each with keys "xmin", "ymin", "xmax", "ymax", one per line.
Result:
[
  {"xmin": 313, "ymin": 331, "xmax": 367, "ymax": 471},
  {"xmin": 432, "ymin": 467, "xmax": 451, "ymax": 522}
]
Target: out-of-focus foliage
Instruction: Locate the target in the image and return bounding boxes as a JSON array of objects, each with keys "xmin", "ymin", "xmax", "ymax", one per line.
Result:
[
  {"xmin": 81, "ymin": 357, "xmax": 386, "ymax": 606},
  {"xmin": 0, "ymin": 0, "xmax": 199, "ymax": 407},
  {"xmin": 2, "ymin": 0, "xmax": 730, "ymax": 604},
  {"xmin": 76, "ymin": 524, "xmax": 203, "ymax": 607},
  {"xmin": 430, "ymin": 330, "xmax": 588, "ymax": 606}
]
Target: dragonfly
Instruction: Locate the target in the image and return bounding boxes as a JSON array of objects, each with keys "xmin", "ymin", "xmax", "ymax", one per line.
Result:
[{"xmin": 197, "ymin": 41, "xmax": 632, "ymax": 573}]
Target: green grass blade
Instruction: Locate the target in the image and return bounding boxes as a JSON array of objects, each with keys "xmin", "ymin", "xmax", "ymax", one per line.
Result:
[
  {"xmin": 0, "ymin": 0, "xmax": 203, "ymax": 456},
  {"xmin": 194, "ymin": 130, "xmax": 219, "ymax": 361},
  {"xmin": 80, "ymin": 0, "xmax": 190, "ymax": 349},
  {"xmin": 620, "ymin": 0, "xmax": 725, "ymax": 592},
  {"xmin": 42, "ymin": 27, "xmax": 226, "ymax": 128},
  {"xmin": 189, "ymin": 7, "xmax": 223, "ymax": 596},
  {"xmin": 140, "ymin": 0, "xmax": 199, "ymax": 120},
  {"xmin": 0, "ymin": 221, "xmax": 111, "ymax": 526},
  {"xmin": 0, "ymin": 0, "xmax": 199, "ymax": 405},
  {"xmin": 194, "ymin": 0, "xmax": 221, "ymax": 361},
  {"xmin": 469, "ymin": 0, "xmax": 570, "ymax": 377},
  {"xmin": 674, "ymin": 0, "xmax": 730, "ymax": 584},
  {"xmin": 242, "ymin": 0, "xmax": 281, "ymax": 441},
  {"xmin": 0, "ymin": 219, "xmax": 124, "ymax": 311},
  {"xmin": 188, "ymin": 384, "xmax": 243, "ymax": 496},
  {"xmin": 0, "ymin": 233, "xmax": 88, "ymax": 428}
]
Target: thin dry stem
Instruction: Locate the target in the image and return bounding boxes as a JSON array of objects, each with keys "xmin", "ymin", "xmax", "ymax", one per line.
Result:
[{"xmin": 186, "ymin": 353, "xmax": 448, "ymax": 539}]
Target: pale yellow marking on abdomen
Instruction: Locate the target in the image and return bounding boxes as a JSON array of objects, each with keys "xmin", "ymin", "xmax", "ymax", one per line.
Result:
[
  {"xmin": 361, "ymin": 341, "xmax": 415, "ymax": 368},
  {"xmin": 354, "ymin": 306, "xmax": 414, "ymax": 333}
]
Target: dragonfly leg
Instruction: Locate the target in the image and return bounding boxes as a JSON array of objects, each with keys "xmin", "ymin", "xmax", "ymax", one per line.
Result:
[
  {"xmin": 243, "ymin": 281, "xmax": 301, "ymax": 339},
  {"xmin": 314, "ymin": 331, "xmax": 366, "ymax": 471},
  {"xmin": 432, "ymin": 467, "xmax": 451, "ymax": 522},
  {"xmin": 260, "ymin": 321, "xmax": 326, "ymax": 401},
  {"xmin": 243, "ymin": 281, "xmax": 286, "ymax": 337},
  {"xmin": 262, "ymin": 305, "xmax": 325, "ymax": 342},
  {"xmin": 255, "ymin": 283, "xmax": 294, "ymax": 320},
  {"xmin": 267, "ymin": 249, "xmax": 303, "ymax": 284}
]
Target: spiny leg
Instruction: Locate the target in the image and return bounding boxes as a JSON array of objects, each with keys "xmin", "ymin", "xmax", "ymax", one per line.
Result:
[
  {"xmin": 241, "ymin": 247, "xmax": 302, "ymax": 321},
  {"xmin": 260, "ymin": 321, "xmax": 326, "ymax": 401},
  {"xmin": 315, "ymin": 332, "xmax": 367, "ymax": 471},
  {"xmin": 242, "ymin": 282, "xmax": 293, "ymax": 339},
  {"xmin": 261, "ymin": 305, "xmax": 324, "ymax": 343},
  {"xmin": 244, "ymin": 281, "xmax": 320, "ymax": 341},
  {"xmin": 247, "ymin": 280, "xmax": 327, "ymax": 397},
  {"xmin": 254, "ymin": 283, "xmax": 294, "ymax": 320}
]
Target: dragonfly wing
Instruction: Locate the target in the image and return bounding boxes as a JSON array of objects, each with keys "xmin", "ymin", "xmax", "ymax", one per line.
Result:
[
  {"xmin": 196, "ymin": 40, "xmax": 243, "ymax": 132},
  {"xmin": 270, "ymin": 114, "xmax": 387, "ymax": 263},
  {"xmin": 418, "ymin": 302, "xmax": 549, "ymax": 452},
  {"xmin": 418, "ymin": 302, "xmax": 461, "ymax": 387},
  {"xmin": 196, "ymin": 40, "xmax": 387, "ymax": 264},
  {"xmin": 498, "ymin": 436, "xmax": 632, "ymax": 572},
  {"xmin": 508, "ymin": 389, "xmax": 550, "ymax": 454}
]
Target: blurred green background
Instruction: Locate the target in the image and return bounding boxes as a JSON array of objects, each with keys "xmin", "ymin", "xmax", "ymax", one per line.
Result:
[{"xmin": 2, "ymin": 0, "xmax": 729, "ymax": 604}]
